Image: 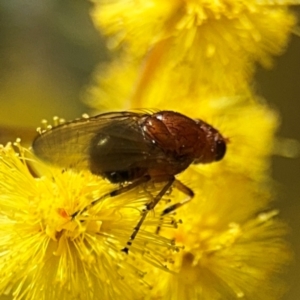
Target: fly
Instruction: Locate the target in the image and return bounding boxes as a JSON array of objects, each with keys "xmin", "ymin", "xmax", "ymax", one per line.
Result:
[{"xmin": 32, "ymin": 110, "xmax": 227, "ymax": 253}]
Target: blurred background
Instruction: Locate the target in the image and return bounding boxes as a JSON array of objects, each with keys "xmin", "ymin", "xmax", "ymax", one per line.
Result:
[
  {"xmin": 0, "ymin": 1, "xmax": 299, "ymax": 299},
  {"xmin": 0, "ymin": 0, "xmax": 107, "ymax": 141}
]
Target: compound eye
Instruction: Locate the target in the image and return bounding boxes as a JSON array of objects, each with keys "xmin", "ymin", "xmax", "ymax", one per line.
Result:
[{"xmin": 215, "ymin": 139, "xmax": 226, "ymax": 161}]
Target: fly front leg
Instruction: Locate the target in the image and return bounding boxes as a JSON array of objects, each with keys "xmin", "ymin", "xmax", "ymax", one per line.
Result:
[{"xmin": 71, "ymin": 175, "xmax": 151, "ymax": 219}]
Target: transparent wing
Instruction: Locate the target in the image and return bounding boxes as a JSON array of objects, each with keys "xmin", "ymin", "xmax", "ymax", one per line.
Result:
[{"xmin": 32, "ymin": 112, "xmax": 159, "ymax": 172}]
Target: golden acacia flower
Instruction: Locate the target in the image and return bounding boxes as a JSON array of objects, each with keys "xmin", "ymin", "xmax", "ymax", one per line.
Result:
[
  {"xmin": 148, "ymin": 209, "xmax": 291, "ymax": 299},
  {"xmin": 0, "ymin": 141, "xmax": 179, "ymax": 299},
  {"xmin": 145, "ymin": 156, "xmax": 292, "ymax": 299},
  {"xmin": 89, "ymin": 0, "xmax": 299, "ymax": 105}
]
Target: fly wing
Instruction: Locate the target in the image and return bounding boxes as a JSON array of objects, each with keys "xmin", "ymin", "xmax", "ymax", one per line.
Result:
[{"xmin": 32, "ymin": 112, "xmax": 158, "ymax": 173}]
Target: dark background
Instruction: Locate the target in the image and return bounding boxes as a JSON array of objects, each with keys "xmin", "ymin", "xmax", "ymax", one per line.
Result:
[{"xmin": 0, "ymin": 1, "xmax": 299, "ymax": 299}]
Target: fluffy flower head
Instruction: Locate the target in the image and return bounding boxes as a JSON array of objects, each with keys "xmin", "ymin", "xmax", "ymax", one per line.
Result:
[
  {"xmin": 90, "ymin": 0, "xmax": 298, "ymax": 104},
  {"xmin": 0, "ymin": 140, "xmax": 179, "ymax": 299}
]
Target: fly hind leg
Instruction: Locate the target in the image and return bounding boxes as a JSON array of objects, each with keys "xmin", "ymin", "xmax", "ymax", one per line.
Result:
[
  {"xmin": 156, "ymin": 179, "xmax": 194, "ymax": 234},
  {"xmin": 121, "ymin": 177, "xmax": 175, "ymax": 254}
]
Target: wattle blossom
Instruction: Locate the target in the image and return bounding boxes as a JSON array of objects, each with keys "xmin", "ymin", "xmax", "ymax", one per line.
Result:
[{"xmin": 89, "ymin": 0, "xmax": 299, "ymax": 106}]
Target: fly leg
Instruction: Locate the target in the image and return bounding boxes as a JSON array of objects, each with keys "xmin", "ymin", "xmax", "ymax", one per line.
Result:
[
  {"xmin": 156, "ymin": 179, "xmax": 194, "ymax": 234},
  {"xmin": 121, "ymin": 177, "xmax": 175, "ymax": 254},
  {"xmin": 71, "ymin": 175, "xmax": 151, "ymax": 219}
]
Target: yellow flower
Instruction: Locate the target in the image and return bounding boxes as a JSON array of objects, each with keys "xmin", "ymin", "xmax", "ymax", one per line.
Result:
[
  {"xmin": 148, "ymin": 210, "xmax": 291, "ymax": 299},
  {"xmin": 90, "ymin": 0, "xmax": 298, "ymax": 105},
  {"xmin": 0, "ymin": 141, "xmax": 179, "ymax": 299},
  {"xmin": 149, "ymin": 183, "xmax": 290, "ymax": 300}
]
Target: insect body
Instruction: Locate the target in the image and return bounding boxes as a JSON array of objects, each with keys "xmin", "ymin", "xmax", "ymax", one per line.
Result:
[{"xmin": 33, "ymin": 111, "xmax": 227, "ymax": 253}]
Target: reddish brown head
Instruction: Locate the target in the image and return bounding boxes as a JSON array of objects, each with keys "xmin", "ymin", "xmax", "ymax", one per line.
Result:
[{"xmin": 192, "ymin": 119, "xmax": 227, "ymax": 164}]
